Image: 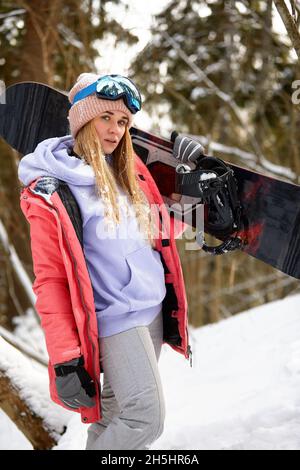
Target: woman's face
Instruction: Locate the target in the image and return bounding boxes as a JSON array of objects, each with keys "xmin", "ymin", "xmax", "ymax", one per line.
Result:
[{"xmin": 93, "ymin": 110, "xmax": 129, "ymax": 155}]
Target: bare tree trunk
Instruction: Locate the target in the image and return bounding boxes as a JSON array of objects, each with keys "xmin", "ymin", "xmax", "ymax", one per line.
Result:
[
  {"xmin": 255, "ymin": 0, "xmax": 273, "ymax": 150},
  {"xmin": 290, "ymin": 99, "xmax": 300, "ymax": 174},
  {"xmin": 16, "ymin": 0, "xmax": 61, "ymax": 83},
  {"xmin": 218, "ymin": 0, "xmax": 236, "ymax": 145}
]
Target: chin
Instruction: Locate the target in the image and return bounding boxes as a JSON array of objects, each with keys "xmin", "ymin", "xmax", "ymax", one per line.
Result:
[{"xmin": 103, "ymin": 146, "xmax": 115, "ymax": 154}]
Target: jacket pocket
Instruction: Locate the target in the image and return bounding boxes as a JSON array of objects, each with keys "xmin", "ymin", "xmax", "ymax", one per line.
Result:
[{"xmin": 121, "ymin": 244, "xmax": 166, "ymax": 312}]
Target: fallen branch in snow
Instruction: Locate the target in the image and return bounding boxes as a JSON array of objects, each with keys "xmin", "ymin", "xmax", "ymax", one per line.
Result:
[
  {"xmin": 0, "ymin": 336, "xmax": 71, "ymax": 450},
  {"xmin": 0, "ymin": 371, "xmax": 57, "ymax": 450},
  {"xmin": 0, "ymin": 326, "xmax": 48, "ymax": 367}
]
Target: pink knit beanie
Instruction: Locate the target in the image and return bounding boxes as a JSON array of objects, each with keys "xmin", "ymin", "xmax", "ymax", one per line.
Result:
[{"xmin": 68, "ymin": 73, "xmax": 135, "ymax": 138}]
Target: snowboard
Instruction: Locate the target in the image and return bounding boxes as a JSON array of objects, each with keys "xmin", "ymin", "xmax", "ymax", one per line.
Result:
[{"xmin": 1, "ymin": 81, "xmax": 300, "ymax": 279}]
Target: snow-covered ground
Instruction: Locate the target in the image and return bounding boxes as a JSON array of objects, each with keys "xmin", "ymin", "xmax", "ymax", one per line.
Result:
[{"xmin": 1, "ymin": 292, "xmax": 300, "ymax": 450}]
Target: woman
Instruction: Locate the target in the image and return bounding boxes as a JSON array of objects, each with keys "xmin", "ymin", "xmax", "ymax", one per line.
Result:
[{"xmin": 18, "ymin": 73, "xmax": 191, "ymax": 450}]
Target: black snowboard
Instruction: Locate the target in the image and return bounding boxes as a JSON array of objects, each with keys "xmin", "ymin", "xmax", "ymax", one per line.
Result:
[{"xmin": 1, "ymin": 81, "xmax": 300, "ymax": 279}]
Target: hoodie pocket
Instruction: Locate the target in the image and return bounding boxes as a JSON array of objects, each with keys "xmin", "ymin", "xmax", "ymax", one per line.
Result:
[{"xmin": 121, "ymin": 244, "xmax": 166, "ymax": 312}]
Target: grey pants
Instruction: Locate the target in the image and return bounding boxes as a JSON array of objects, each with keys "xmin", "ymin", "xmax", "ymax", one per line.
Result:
[{"xmin": 85, "ymin": 309, "xmax": 166, "ymax": 450}]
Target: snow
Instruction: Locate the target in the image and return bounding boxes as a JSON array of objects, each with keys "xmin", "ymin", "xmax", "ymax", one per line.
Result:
[
  {"xmin": 11, "ymin": 308, "xmax": 48, "ymax": 362},
  {"xmin": 1, "ymin": 293, "xmax": 300, "ymax": 450},
  {"xmin": 155, "ymin": 294, "xmax": 300, "ymax": 450},
  {"xmin": 57, "ymin": 24, "xmax": 84, "ymax": 50},
  {"xmin": 190, "ymin": 87, "xmax": 210, "ymax": 100},
  {"xmin": 199, "ymin": 172, "xmax": 216, "ymax": 181},
  {"xmin": 0, "ymin": 334, "xmax": 73, "ymax": 447},
  {"xmin": 0, "ymin": 410, "xmax": 32, "ymax": 450},
  {"xmin": 0, "ymin": 9, "xmax": 25, "ymax": 20}
]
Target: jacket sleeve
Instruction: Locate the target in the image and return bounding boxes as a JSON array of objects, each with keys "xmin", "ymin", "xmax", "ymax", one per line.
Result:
[{"xmin": 22, "ymin": 201, "xmax": 82, "ymax": 365}]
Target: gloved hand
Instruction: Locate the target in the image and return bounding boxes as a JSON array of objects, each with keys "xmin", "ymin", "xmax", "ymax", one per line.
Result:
[
  {"xmin": 171, "ymin": 131, "xmax": 205, "ymax": 164},
  {"xmin": 54, "ymin": 356, "xmax": 96, "ymax": 409}
]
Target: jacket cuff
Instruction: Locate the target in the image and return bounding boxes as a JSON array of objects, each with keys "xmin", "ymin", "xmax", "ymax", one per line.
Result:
[{"xmin": 54, "ymin": 355, "xmax": 84, "ymax": 368}]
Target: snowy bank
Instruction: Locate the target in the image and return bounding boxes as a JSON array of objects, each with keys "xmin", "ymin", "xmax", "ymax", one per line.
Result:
[{"xmin": 1, "ymin": 293, "xmax": 300, "ymax": 450}]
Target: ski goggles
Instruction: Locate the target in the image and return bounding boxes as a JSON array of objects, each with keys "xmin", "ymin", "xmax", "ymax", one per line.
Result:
[{"xmin": 72, "ymin": 74, "xmax": 142, "ymax": 114}]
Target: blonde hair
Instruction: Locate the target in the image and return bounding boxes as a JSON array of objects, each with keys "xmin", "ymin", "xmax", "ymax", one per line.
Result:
[{"xmin": 73, "ymin": 121, "xmax": 156, "ymax": 248}]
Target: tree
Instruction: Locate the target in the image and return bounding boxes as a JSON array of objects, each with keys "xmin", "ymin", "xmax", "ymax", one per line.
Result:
[{"xmin": 273, "ymin": 0, "xmax": 300, "ymax": 59}]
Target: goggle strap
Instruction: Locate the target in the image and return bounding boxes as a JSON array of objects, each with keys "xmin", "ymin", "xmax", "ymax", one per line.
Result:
[
  {"xmin": 73, "ymin": 82, "xmax": 97, "ymax": 105},
  {"xmin": 71, "ymin": 77, "xmax": 141, "ymax": 113}
]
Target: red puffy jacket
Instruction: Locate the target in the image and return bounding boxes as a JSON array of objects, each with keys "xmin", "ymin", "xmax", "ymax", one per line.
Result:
[{"xmin": 19, "ymin": 153, "xmax": 192, "ymax": 424}]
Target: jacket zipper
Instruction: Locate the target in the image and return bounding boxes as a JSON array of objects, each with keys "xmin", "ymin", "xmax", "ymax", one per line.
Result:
[
  {"xmin": 186, "ymin": 326, "xmax": 193, "ymax": 368},
  {"xmin": 187, "ymin": 344, "xmax": 193, "ymax": 368},
  {"xmin": 27, "ymin": 188, "xmax": 99, "ymax": 417},
  {"xmin": 59, "ymin": 218, "xmax": 99, "ymax": 418}
]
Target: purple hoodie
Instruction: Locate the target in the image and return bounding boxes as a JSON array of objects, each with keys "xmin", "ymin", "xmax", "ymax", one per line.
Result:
[{"xmin": 18, "ymin": 135, "xmax": 166, "ymax": 337}]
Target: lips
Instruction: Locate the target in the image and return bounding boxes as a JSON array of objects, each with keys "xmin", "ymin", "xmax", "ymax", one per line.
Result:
[{"xmin": 105, "ymin": 139, "xmax": 117, "ymax": 144}]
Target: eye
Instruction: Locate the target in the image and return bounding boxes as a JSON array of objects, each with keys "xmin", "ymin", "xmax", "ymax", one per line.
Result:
[
  {"xmin": 119, "ymin": 120, "xmax": 126, "ymax": 126},
  {"xmin": 102, "ymin": 115, "xmax": 109, "ymax": 120}
]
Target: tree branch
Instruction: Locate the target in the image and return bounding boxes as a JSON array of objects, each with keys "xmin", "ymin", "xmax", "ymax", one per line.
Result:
[
  {"xmin": 273, "ymin": 0, "xmax": 300, "ymax": 58},
  {"xmin": 0, "ymin": 372, "xmax": 57, "ymax": 449},
  {"xmin": 0, "ymin": 337, "xmax": 64, "ymax": 449}
]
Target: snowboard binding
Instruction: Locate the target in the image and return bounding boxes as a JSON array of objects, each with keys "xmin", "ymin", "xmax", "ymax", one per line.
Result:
[{"xmin": 175, "ymin": 154, "xmax": 242, "ymax": 255}]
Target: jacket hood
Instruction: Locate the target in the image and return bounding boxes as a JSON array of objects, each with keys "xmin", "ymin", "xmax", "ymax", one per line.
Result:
[{"xmin": 18, "ymin": 135, "xmax": 111, "ymax": 187}]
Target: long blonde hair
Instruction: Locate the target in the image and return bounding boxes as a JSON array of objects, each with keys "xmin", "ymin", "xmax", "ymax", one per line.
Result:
[{"xmin": 73, "ymin": 121, "xmax": 156, "ymax": 248}]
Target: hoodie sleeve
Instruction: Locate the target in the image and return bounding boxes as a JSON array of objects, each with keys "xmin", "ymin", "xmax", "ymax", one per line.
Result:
[{"xmin": 20, "ymin": 198, "xmax": 82, "ymax": 365}]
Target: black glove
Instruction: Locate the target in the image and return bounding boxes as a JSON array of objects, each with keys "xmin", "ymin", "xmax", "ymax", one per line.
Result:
[
  {"xmin": 171, "ymin": 131, "xmax": 205, "ymax": 164},
  {"xmin": 54, "ymin": 356, "xmax": 96, "ymax": 409}
]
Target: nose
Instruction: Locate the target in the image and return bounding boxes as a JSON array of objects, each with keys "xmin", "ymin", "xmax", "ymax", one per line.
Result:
[{"xmin": 108, "ymin": 121, "xmax": 119, "ymax": 134}]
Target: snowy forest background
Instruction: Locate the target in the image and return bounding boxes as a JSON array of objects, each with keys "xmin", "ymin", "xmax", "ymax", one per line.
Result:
[{"xmin": 0, "ymin": 0, "xmax": 300, "ymax": 450}]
